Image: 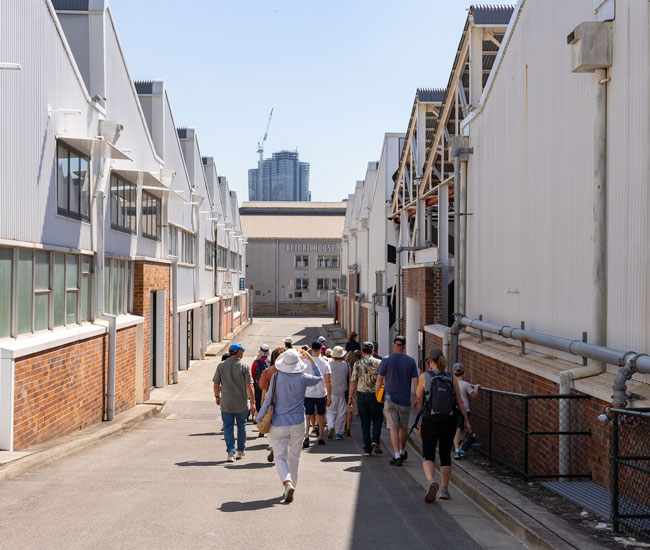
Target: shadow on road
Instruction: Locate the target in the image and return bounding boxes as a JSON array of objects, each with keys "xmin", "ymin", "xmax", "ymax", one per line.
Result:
[
  {"xmin": 224, "ymin": 462, "xmax": 274, "ymax": 470},
  {"xmin": 175, "ymin": 460, "xmax": 226, "ymax": 467},
  {"xmin": 219, "ymin": 496, "xmax": 284, "ymax": 512},
  {"xmin": 188, "ymin": 432, "xmax": 219, "ymax": 437}
]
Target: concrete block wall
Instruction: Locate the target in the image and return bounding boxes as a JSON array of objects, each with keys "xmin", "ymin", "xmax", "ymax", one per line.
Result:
[
  {"xmin": 12, "ymin": 327, "xmax": 137, "ymax": 450},
  {"xmin": 133, "ymin": 261, "xmax": 171, "ymax": 395}
]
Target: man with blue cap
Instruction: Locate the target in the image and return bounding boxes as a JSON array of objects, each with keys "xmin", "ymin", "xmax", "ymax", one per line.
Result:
[{"xmin": 213, "ymin": 343, "xmax": 256, "ymax": 462}]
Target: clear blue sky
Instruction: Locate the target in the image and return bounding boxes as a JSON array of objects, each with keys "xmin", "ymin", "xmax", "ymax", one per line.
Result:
[{"xmin": 109, "ymin": 0, "xmax": 469, "ymax": 202}]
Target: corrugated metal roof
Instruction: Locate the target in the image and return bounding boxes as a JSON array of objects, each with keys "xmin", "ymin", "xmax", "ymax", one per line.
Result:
[
  {"xmin": 134, "ymin": 80, "xmax": 154, "ymax": 94},
  {"xmin": 417, "ymin": 88, "xmax": 445, "ymax": 103},
  {"xmin": 241, "ymin": 215, "xmax": 344, "ymax": 240},
  {"xmin": 51, "ymin": 0, "xmax": 90, "ymax": 10},
  {"xmin": 471, "ymin": 4, "xmax": 515, "ymax": 26}
]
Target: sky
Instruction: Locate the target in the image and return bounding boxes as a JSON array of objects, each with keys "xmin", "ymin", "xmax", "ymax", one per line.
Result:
[{"xmin": 109, "ymin": 0, "xmax": 470, "ymax": 203}]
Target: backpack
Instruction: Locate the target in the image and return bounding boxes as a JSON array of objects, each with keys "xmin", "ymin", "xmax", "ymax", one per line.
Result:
[
  {"xmin": 422, "ymin": 371, "xmax": 456, "ymax": 420},
  {"xmin": 253, "ymin": 359, "xmax": 268, "ymax": 388}
]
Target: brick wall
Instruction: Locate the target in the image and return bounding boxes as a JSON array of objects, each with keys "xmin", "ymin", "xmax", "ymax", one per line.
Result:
[
  {"xmin": 133, "ymin": 261, "xmax": 171, "ymax": 396},
  {"xmin": 13, "ymin": 327, "xmax": 137, "ymax": 450},
  {"xmin": 401, "ymin": 265, "xmax": 443, "ymax": 335},
  {"xmin": 425, "ymin": 333, "xmax": 610, "ymax": 489},
  {"xmin": 253, "ymin": 301, "xmax": 330, "ymax": 316}
]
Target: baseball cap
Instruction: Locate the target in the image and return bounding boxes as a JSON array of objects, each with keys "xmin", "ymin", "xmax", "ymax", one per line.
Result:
[
  {"xmin": 258, "ymin": 344, "xmax": 270, "ymax": 356},
  {"xmin": 453, "ymin": 362, "xmax": 465, "ymax": 374},
  {"xmin": 427, "ymin": 348, "xmax": 444, "ymax": 362},
  {"xmin": 229, "ymin": 342, "xmax": 246, "ymax": 354},
  {"xmin": 393, "ymin": 335, "xmax": 406, "ymax": 346},
  {"xmin": 362, "ymin": 341, "xmax": 374, "ymax": 350},
  {"xmin": 311, "ymin": 341, "xmax": 323, "ymax": 350},
  {"xmin": 283, "ymin": 337, "xmax": 293, "ymax": 344},
  {"xmin": 318, "ymin": 336, "xmax": 326, "ymax": 343}
]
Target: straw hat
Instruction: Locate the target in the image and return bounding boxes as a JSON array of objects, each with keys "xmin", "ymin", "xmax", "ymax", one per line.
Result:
[
  {"xmin": 332, "ymin": 346, "xmax": 346, "ymax": 359},
  {"xmin": 275, "ymin": 349, "xmax": 309, "ymax": 374}
]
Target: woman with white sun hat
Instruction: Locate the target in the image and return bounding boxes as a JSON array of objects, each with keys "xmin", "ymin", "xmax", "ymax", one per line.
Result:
[{"xmin": 257, "ymin": 348, "xmax": 323, "ymax": 503}]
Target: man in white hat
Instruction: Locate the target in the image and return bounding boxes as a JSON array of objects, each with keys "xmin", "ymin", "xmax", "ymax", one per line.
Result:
[
  {"xmin": 258, "ymin": 349, "xmax": 323, "ymax": 503},
  {"xmin": 326, "ymin": 346, "xmax": 349, "ymax": 439},
  {"xmin": 283, "ymin": 337, "xmax": 293, "ymax": 349}
]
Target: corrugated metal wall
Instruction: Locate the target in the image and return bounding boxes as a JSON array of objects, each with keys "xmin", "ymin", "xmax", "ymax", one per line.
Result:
[
  {"xmin": 0, "ymin": 0, "xmax": 98, "ymax": 251},
  {"xmin": 466, "ymin": 0, "xmax": 650, "ymax": 383}
]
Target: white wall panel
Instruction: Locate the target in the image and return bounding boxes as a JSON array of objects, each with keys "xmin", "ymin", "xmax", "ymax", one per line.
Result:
[
  {"xmin": 466, "ymin": 0, "xmax": 650, "ymax": 382},
  {"xmin": 1, "ymin": 0, "xmax": 98, "ymax": 251}
]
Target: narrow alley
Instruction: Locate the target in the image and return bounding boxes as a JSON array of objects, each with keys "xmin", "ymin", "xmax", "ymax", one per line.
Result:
[{"xmin": 0, "ymin": 317, "xmax": 522, "ymax": 550}]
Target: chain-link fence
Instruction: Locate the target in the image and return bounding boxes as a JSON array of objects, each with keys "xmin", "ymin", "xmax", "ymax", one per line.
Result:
[
  {"xmin": 611, "ymin": 408, "xmax": 650, "ymax": 542},
  {"xmin": 470, "ymin": 388, "xmax": 592, "ymax": 479}
]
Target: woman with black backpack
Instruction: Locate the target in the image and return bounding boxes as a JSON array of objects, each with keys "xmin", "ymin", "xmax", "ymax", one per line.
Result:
[{"xmin": 415, "ymin": 348, "xmax": 471, "ymax": 503}]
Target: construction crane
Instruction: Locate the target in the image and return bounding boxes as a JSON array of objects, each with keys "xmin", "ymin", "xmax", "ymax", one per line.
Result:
[{"xmin": 257, "ymin": 108, "xmax": 274, "ymax": 166}]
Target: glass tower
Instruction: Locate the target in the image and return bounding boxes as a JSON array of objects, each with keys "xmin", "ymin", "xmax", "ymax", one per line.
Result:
[{"xmin": 248, "ymin": 150, "xmax": 310, "ymax": 201}]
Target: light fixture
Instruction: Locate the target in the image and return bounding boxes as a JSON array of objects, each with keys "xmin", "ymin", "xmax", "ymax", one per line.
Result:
[{"xmin": 47, "ymin": 105, "xmax": 82, "ymax": 119}]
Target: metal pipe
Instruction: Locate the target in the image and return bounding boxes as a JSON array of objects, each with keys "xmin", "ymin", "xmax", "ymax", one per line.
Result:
[
  {"xmin": 450, "ymin": 313, "xmax": 463, "ymax": 367},
  {"xmin": 459, "ymin": 159, "xmax": 468, "ymax": 315},
  {"xmin": 592, "ymin": 68, "xmax": 608, "ymax": 373},
  {"xmin": 105, "ymin": 314, "xmax": 117, "ymax": 420},
  {"xmin": 452, "ymin": 147, "xmax": 473, "ymax": 316},
  {"xmin": 442, "ymin": 328, "xmax": 450, "ymax": 363},
  {"xmin": 171, "ymin": 259, "xmax": 179, "ymax": 384},
  {"xmin": 275, "ymin": 239, "xmax": 279, "ymax": 316},
  {"xmin": 453, "ymin": 154, "xmax": 460, "ymax": 315}
]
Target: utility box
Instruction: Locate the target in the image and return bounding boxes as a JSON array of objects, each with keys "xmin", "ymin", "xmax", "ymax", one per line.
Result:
[{"xmin": 567, "ymin": 21, "xmax": 612, "ymax": 73}]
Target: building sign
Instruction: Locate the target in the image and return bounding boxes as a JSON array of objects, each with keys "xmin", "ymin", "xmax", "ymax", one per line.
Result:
[
  {"xmin": 239, "ymin": 277, "xmax": 245, "ymax": 291},
  {"xmin": 221, "ymin": 270, "xmax": 232, "ymax": 294},
  {"xmin": 285, "ymin": 243, "xmax": 340, "ymax": 253}
]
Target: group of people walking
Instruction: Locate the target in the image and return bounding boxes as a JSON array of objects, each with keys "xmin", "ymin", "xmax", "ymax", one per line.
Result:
[{"xmin": 212, "ymin": 331, "xmax": 479, "ymax": 505}]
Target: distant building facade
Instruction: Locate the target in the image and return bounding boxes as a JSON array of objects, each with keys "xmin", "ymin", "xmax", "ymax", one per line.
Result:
[
  {"xmin": 241, "ymin": 202, "xmax": 345, "ymax": 315},
  {"xmin": 248, "ymin": 150, "xmax": 310, "ymax": 201}
]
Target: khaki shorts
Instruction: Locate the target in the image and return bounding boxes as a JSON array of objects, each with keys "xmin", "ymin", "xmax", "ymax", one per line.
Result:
[{"xmin": 384, "ymin": 398, "xmax": 411, "ymax": 430}]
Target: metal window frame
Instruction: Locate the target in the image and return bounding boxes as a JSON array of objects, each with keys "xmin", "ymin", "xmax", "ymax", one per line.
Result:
[
  {"xmin": 141, "ymin": 189, "xmax": 161, "ymax": 241},
  {"xmin": 110, "ymin": 172, "xmax": 137, "ymax": 235},
  {"xmin": 57, "ymin": 141, "xmax": 91, "ymax": 221}
]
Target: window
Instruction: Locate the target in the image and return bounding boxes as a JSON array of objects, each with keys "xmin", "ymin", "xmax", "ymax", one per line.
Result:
[
  {"xmin": 141, "ymin": 191, "xmax": 161, "ymax": 240},
  {"xmin": 205, "ymin": 240, "xmax": 215, "ymax": 269},
  {"xmin": 57, "ymin": 142, "xmax": 90, "ymax": 220},
  {"xmin": 217, "ymin": 246, "xmax": 228, "ymax": 268},
  {"xmin": 104, "ymin": 258, "xmax": 132, "ymax": 316},
  {"xmin": 317, "ymin": 278, "xmax": 338, "ymax": 290},
  {"xmin": 317, "ymin": 255, "xmax": 339, "ymax": 269},
  {"xmin": 295, "ymin": 255, "xmax": 309, "ymax": 268},
  {"xmin": 234, "ymin": 295, "xmax": 241, "ymax": 315},
  {"xmin": 168, "ymin": 226, "xmax": 178, "ymax": 257},
  {"xmin": 110, "ymin": 173, "xmax": 137, "ymax": 233},
  {"xmin": 230, "ymin": 251, "xmax": 239, "ymax": 271},
  {"xmin": 295, "ymin": 278, "xmax": 309, "ymax": 290},
  {"xmin": 0, "ymin": 248, "xmax": 93, "ymax": 338},
  {"xmin": 180, "ymin": 230, "xmax": 194, "ymax": 264}
]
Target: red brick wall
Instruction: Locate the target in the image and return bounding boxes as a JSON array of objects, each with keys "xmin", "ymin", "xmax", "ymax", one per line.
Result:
[
  {"xmin": 13, "ymin": 327, "xmax": 136, "ymax": 450},
  {"xmin": 425, "ymin": 333, "xmax": 610, "ymax": 488},
  {"xmin": 360, "ymin": 306, "xmax": 369, "ymax": 343},
  {"xmin": 133, "ymin": 261, "xmax": 171, "ymax": 398},
  {"xmin": 401, "ymin": 265, "xmax": 443, "ymax": 335}
]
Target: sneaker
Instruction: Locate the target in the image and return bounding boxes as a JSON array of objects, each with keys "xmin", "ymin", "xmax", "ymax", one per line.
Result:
[
  {"xmin": 313, "ymin": 426, "xmax": 320, "ymax": 437},
  {"xmin": 459, "ymin": 450, "xmax": 467, "ymax": 458},
  {"xmin": 302, "ymin": 438, "xmax": 310, "ymax": 449},
  {"xmin": 400, "ymin": 451, "xmax": 408, "ymax": 462},
  {"xmin": 363, "ymin": 450, "xmax": 371, "ymax": 456},
  {"xmin": 424, "ymin": 481, "xmax": 440, "ymax": 503},
  {"xmin": 454, "ymin": 451, "xmax": 461, "ymax": 460},
  {"xmin": 335, "ymin": 433, "xmax": 344, "ymax": 440},
  {"xmin": 284, "ymin": 484, "xmax": 295, "ymax": 503},
  {"xmin": 235, "ymin": 450, "xmax": 245, "ymax": 460},
  {"xmin": 389, "ymin": 456, "xmax": 403, "ymax": 466},
  {"xmin": 438, "ymin": 487, "xmax": 450, "ymax": 500},
  {"xmin": 318, "ymin": 439, "xmax": 326, "ymax": 445},
  {"xmin": 371, "ymin": 442, "xmax": 383, "ymax": 455},
  {"xmin": 328, "ymin": 427, "xmax": 335, "ymax": 439},
  {"xmin": 258, "ymin": 432, "xmax": 265, "ymax": 438},
  {"xmin": 226, "ymin": 452, "xmax": 235, "ymax": 463},
  {"xmin": 267, "ymin": 449, "xmax": 274, "ymax": 462}
]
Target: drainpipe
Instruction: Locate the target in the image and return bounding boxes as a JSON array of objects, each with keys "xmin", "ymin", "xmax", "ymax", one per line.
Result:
[
  {"xmin": 442, "ymin": 328, "xmax": 451, "ymax": 364},
  {"xmin": 355, "ymin": 292, "xmax": 365, "ymax": 338},
  {"xmin": 612, "ymin": 354, "xmax": 650, "ymax": 408},
  {"xmin": 171, "ymin": 259, "xmax": 179, "ymax": 384},
  {"xmin": 275, "ymin": 239, "xmax": 279, "ymax": 317},
  {"xmin": 449, "ymin": 313, "xmax": 463, "ymax": 368},
  {"xmin": 451, "ymin": 141, "xmax": 473, "ymax": 317}
]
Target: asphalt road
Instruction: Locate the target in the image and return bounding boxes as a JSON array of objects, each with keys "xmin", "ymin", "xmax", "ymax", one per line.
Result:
[{"xmin": 0, "ymin": 317, "xmax": 524, "ymax": 550}]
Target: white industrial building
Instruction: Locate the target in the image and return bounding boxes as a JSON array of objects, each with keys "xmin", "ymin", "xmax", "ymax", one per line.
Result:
[{"xmin": 0, "ymin": 0, "xmax": 247, "ymax": 451}]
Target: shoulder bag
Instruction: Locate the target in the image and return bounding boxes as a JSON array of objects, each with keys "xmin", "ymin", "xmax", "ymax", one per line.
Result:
[{"xmin": 257, "ymin": 373, "xmax": 278, "ymax": 435}]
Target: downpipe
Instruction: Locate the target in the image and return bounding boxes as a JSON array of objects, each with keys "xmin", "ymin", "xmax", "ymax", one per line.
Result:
[
  {"xmin": 171, "ymin": 259, "xmax": 179, "ymax": 384},
  {"xmin": 449, "ymin": 313, "xmax": 463, "ymax": 368}
]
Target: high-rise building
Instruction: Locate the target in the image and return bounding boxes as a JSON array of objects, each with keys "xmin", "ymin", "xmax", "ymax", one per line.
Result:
[{"xmin": 248, "ymin": 150, "xmax": 310, "ymax": 201}]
